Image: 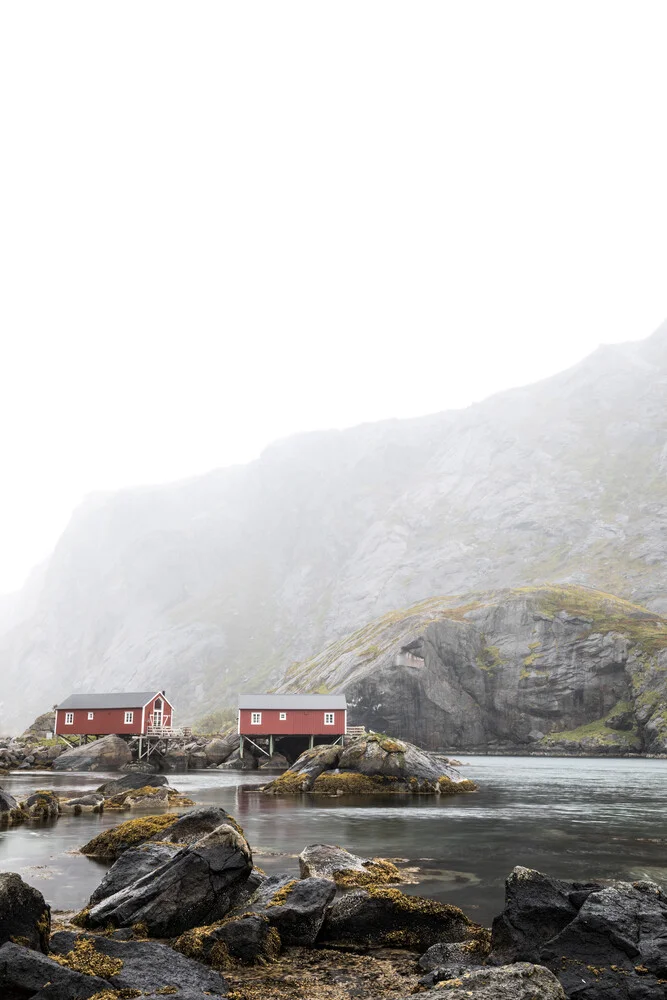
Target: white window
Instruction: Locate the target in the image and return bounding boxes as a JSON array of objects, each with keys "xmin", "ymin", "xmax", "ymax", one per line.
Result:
[
  {"xmin": 124, "ymin": 711, "xmax": 134, "ymax": 724},
  {"xmin": 88, "ymin": 712, "xmax": 94, "ymax": 720},
  {"xmin": 279, "ymin": 712, "xmax": 287, "ymax": 720},
  {"xmin": 251, "ymin": 712, "xmax": 262, "ymax": 725},
  {"xmin": 65, "ymin": 712, "xmax": 74, "ymax": 725},
  {"xmin": 324, "ymin": 712, "xmax": 335, "ymax": 725}
]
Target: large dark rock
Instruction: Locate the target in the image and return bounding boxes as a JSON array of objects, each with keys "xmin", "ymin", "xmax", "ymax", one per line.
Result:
[
  {"xmin": 175, "ymin": 912, "xmax": 280, "ymax": 967},
  {"xmin": 49, "ymin": 932, "xmax": 228, "ymax": 995},
  {"xmin": 88, "ymin": 843, "xmax": 179, "ymax": 905},
  {"xmin": 232, "ymin": 873, "xmax": 336, "ymax": 946},
  {"xmin": 490, "ymin": 867, "xmax": 667, "ymax": 999},
  {"xmin": 490, "ymin": 867, "xmax": 602, "ymax": 964},
  {"xmin": 0, "ymin": 941, "xmax": 107, "ymax": 1000},
  {"xmin": 321, "ymin": 885, "xmax": 471, "ymax": 950},
  {"xmin": 0, "ymin": 873, "xmax": 50, "ymax": 953},
  {"xmin": 263, "ymin": 734, "xmax": 477, "ymax": 796},
  {"xmin": 409, "ymin": 962, "xmax": 567, "ymax": 998},
  {"xmin": 96, "ymin": 772, "xmax": 169, "ymax": 796},
  {"xmin": 85, "ymin": 823, "xmax": 252, "ymax": 936},
  {"xmin": 52, "ymin": 735, "xmax": 132, "ymax": 772}
]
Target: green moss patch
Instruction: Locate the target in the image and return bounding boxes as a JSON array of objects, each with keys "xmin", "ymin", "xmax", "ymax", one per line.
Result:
[{"xmin": 80, "ymin": 814, "xmax": 179, "ymax": 858}]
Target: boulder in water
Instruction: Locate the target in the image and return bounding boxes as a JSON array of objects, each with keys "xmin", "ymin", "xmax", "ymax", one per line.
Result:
[
  {"xmin": 96, "ymin": 772, "xmax": 169, "ymax": 797},
  {"xmin": 53, "ymin": 734, "xmax": 132, "ymax": 772},
  {"xmin": 262, "ymin": 733, "xmax": 477, "ymax": 795},
  {"xmin": 298, "ymin": 844, "xmax": 403, "ymax": 886},
  {"xmin": 22, "ymin": 790, "xmax": 60, "ymax": 821}
]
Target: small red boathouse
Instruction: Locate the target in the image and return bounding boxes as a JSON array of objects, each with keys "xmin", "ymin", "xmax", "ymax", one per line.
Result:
[
  {"xmin": 237, "ymin": 694, "xmax": 347, "ymax": 758},
  {"xmin": 54, "ymin": 691, "xmax": 174, "ymax": 738}
]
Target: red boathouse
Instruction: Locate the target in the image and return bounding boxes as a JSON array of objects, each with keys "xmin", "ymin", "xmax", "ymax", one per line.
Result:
[
  {"xmin": 237, "ymin": 694, "xmax": 347, "ymax": 758},
  {"xmin": 54, "ymin": 691, "xmax": 175, "ymax": 738}
]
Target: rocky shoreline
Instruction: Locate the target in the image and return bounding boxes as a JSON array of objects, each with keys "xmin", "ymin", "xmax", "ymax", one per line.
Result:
[{"xmin": 2, "ymin": 800, "xmax": 667, "ymax": 999}]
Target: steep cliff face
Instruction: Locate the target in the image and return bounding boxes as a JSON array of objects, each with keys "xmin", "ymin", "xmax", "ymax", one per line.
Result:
[
  {"xmin": 279, "ymin": 586, "xmax": 667, "ymax": 753},
  {"xmin": 1, "ymin": 323, "xmax": 667, "ymax": 730}
]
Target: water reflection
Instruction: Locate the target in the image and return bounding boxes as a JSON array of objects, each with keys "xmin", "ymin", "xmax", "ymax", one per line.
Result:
[{"xmin": 1, "ymin": 756, "xmax": 666, "ymax": 924}]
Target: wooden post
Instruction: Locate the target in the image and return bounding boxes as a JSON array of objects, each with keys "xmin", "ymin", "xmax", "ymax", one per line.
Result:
[
  {"xmin": 269, "ymin": 735, "xmax": 274, "ymax": 757},
  {"xmin": 138, "ymin": 736, "xmax": 143, "ymax": 760},
  {"xmin": 239, "ymin": 735, "xmax": 244, "ymax": 759},
  {"xmin": 309, "ymin": 734, "xmax": 314, "ymax": 749}
]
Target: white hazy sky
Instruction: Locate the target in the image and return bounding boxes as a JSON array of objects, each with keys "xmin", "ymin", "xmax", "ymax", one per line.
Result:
[{"xmin": 1, "ymin": 2, "xmax": 666, "ymax": 595}]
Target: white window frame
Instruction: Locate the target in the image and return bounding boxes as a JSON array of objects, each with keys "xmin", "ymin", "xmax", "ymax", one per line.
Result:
[
  {"xmin": 279, "ymin": 712, "xmax": 287, "ymax": 720},
  {"xmin": 251, "ymin": 712, "xmax": 262, "ymax": 725},
  {"xmin": 65, "ymin": 712, "xmax": 74, "ymax": 725},
  {"xmin": 88, "ymin": 712, "xmax": 94, "ymax": 720},
  {"xmin": 324, "ymin": 712, "xmax": 335, "ymax": 725},
  {"xmin": 124, "ymin": 711, "xmax": 134, "ymax": 725}
]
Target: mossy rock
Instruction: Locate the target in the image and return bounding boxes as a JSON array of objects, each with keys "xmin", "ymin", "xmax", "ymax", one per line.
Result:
[{"xmin": 80, "ymin": 814, "xmax": 180, "ymax": 859}]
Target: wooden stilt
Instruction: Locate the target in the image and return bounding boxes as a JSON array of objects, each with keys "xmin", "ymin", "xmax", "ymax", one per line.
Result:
[
  {"xmin": 239, "ymin": 735, "xmax": 244, "ymax": 759},
  {"xmin": 309, "ymin": 734, "xmax": 314, "ymax": 749},
  {"xmin": 269, "ymin": 734, "xmax": 274, "ymax": 757}
]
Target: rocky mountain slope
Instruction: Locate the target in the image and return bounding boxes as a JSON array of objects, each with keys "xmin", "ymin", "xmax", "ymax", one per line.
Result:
[
  {"xmin": 279, "ymin": 584, "xmax": 667, "ymax": 753},
  {"xmin": 1, "ymin": 322, "xmax": 667, "ymax": 732}
]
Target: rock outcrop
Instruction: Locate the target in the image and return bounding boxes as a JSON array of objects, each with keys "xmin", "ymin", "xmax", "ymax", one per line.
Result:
[
  {"xmin": 281, "ymin": 585, "xmax": 667, "ymax": 753},
  {"xmin": 83, "ymin": 823, "xmax": 252, "ymax": 936},
  {"xmin": 88, "ymin": 843, "xmax": 180, "ymax": 905},
  {"xmin": 321, "ymin": 886, "xmax": 473, "ymax": 951},
  {"xmin": 0, "ymin": 874, "xmax": 50, "ymax": 953},
  {"xmin": 413, "ymin": 962, "xmax": 567, "ymax": 999},
  {"xmin": 53, "ymin": 734, "xmax": 132, "ymax": 772},
  {"xmin": 262, "ymin": 733, "xmax": 477, "ymax": 795},
  {"xmin": 4, "ymin": 323, "xmax": 667, "ymax": 734},
  {"xmin": 490, "ymin": 866, "xmax": 667, "ymax": 999},
  {"xmin": 0, "ymin": 941, "xmax": 109, "ymax": 999},
  {"xmin": 231, "ymin": 873, "xmax": 336, "ymax": 946},
  {"xmin": 96, "ymin": 772, "xmax": 169, "ymax": 796}
]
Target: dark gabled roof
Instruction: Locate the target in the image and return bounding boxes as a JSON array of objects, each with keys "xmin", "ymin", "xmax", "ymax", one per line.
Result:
[
  {"xmin": 56, "ymin": 692, "xmax": 160, "ymax": 710},
  {"xmin": 238, "ymin": 694, "xmax": 347, "ymax": 710}
]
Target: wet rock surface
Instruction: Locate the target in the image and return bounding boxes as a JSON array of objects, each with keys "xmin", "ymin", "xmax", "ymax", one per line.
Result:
[
  {"xmin": 49, "ymin": 931, "xmax": 228, "ymax": 995},
  {"xmin": 84, "ymin": 823, "xmax": 252, "ymax": 936},
  {"xmin": 321, "ymin": 885, "xmax": 472, "ymax": 951},
  {"xmin": 0, "ymin": 873, "xmax": 50, "ymax": 953},
  {"xmin": 151, "ymin": 805, "xmax": 240, "ymax": 845},
  {"xmin": 233, "ymin": 872, "xmax": 337, "ymax": 946},
  {"xmin": 0, "ymin": 941, "xmax": 108, "ymax": 1000},
  {"xmin": 87, "ymin": 842, "xmax": 179, "ymax": 905},
  {"xmin": 490, "ymin": 867, "xmax": 667, "ymax": 999}
]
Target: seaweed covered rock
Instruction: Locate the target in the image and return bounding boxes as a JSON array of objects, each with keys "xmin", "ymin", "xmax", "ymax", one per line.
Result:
[
  {"xmin": 22, "ymin": 790, "xmax": 60, "ymax": 821},
  {"xmin": 418, "ymin": 936, "xmax": 491, "ymax": 979},
  {"xmin": 150, "ymin": 805, "xmax": 241, "ymax": 845},
  {"xmin": 298, "ymin": 844, "xmax": 403, "ymax": 887},
  {"xmin": 0, "ymin": 787, "xmax": 22, "ymax": 827},
  {"xmin": 174, "ymin": 912, "xmax": 281, "ymax": 968},
  {"xmin": 0, "ymin": 941, "xmax": 108, "ymax": 999},
  {"xmin": 52, "ymin": 734, "xmax": 132, "ymax": 772},
  {"xmin": 490, "ymin": 867, "xmax": 667, "ymax": 999},
  {"xmin": 0, "ymin": 873, "xmax": 50, "ymax": 952},
  {"xmin": 413, "ymin": 962, "xmax": 567, "ymax": 999},
  {"xmin": 80, "ymin": 813, "xmax": 181, "ymax": 858},
  {"xmin": 83, "ymin": 823, "xmax": 252, "ymax": 936},
  {"xmin": 88, "ymin": 843, "xmax": 180, "ymax": 905},
  {"xmin": 49, "ymin": 931, "xmax": 228, "ymax": 995},
  {"xmin": 96, "ymin": 772, "xmax": 169, "ymax": 796},
  {"xmin": 320, "ymin": 885, "xmax": 471, "ymax": 950},
  {"xmin": 230, "ymin": 873, "xmax": 336, "ymax": 946},
  {"xmin": 262, "ymin": 734, "xmax": 477, "ymax": 795}
]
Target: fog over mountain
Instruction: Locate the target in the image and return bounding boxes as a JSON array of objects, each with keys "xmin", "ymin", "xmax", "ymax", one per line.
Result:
[{"xmin": 1, "ymin": 322, "xmax": 666, "ymax": 732}]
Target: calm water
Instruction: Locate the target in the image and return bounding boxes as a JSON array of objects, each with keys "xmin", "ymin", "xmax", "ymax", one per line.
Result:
[{"xmin": 1, "ymin": 757, "xmax": 666, "ymax": 926}]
